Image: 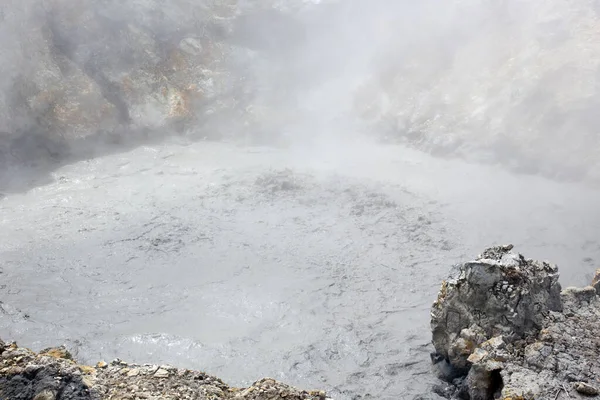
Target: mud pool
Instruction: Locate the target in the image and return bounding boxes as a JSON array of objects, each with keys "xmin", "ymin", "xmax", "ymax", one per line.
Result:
[{"xmin": 1, "ymin": 138, "xmax": 599, "ymax": 399}]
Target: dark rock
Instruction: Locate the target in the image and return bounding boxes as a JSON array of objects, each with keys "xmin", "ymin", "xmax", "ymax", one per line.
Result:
[{"xmin": 573, "ymin": 382, "xmax": 599, "ymax": 396}]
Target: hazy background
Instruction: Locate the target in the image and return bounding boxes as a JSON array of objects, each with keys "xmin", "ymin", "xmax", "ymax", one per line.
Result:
[
  {"xmin": 1, "ymin": 0, "xmax": 599, "ymax": 190},
  {"xmin": 2, "ymin": 3, "xmax": 600, "ymax": 398}
]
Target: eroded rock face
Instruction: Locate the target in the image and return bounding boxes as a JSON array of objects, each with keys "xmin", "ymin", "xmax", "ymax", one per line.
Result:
[
  {"xmin": 431, "ymin": 245, "xmax": 562, "ymax": 370},
  {"xmin": 0, "ymin": 0, "xmax": 312, "ymax": 174},
  {"xmin": 431, "ymin": 246, "xmax": 600, "ymax": 400},
  {"xmin": 0, "ymin": 339, "xmax": 329, "ymax": 400}
]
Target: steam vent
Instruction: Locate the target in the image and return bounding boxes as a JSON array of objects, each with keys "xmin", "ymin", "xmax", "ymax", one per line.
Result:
[{"xmin": 430, "ymin": 245, "xmax": 600, "ymax": 400}]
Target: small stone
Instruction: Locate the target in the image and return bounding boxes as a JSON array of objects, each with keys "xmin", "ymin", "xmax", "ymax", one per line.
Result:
[
  {"xmin": 146, "ymin": 365, "xmax": 159, "ymax": 374},
  {"xmin": 481, "ymin": 336, "xmax": 505, "ymax": 351},
  {"xmin": 7, "ymin": 366, "xmax": 24, "ymax": 375},
  {"xmin": 82, "ymin": 376, "xmax": 95, "ymax": 389},
  {"xmin": 96, "ymin": 361, "xmax": 108, "ymax": 368},
  {"xmin": 573, "ymin": 382, "xmax": 599, "ymax": 396},
  {"xmin": 160, "ymin": 364, "xmax": 176, "ymax": 371},
  {"xmin": 79, "ymin": 365, "xmax": 96, "ymax": 375},
  {"xmin": 592, "ymin": 269, "xmax": 600, "ymax": 295},
  {"xmin": 539, "ymin": 329, "xmax": 552, "ymax": 342},
  {"xmin": 467, "ymin": 348, "xmax": 489, "ymax": 364},
  {"xmin": 310, "ymin": 390, "xmax": 327, "ymax": 399},
  {"xmin": 127, "ymin": 368, "xmax": 140, "ymax": 377},
  {"xmin": 33, "ymin": 390, "xmax": 56, "ymax": 400},
  {"xmin": 154, "ymin": 368, "xmax": 170, "ymax": 378},
  {"xmin": 40, "ymin": 346, "xmax": 73, "ymax": 360}
]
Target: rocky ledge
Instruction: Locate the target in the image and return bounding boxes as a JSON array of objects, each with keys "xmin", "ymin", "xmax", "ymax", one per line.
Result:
[
  {"xmin": 431, "ymin": 245, "xmax": 600, "ymax": 400},
  {"xmin": 0, "ymin": 340, "xmax": 329, "ymax": 400}
]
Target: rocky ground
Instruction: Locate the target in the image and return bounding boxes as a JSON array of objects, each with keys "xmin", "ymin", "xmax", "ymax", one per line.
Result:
[
  {"xmin": 0, "ymin": 339, "xmax": 329, "ymax": 400},
  {"xmin": 430, "ymin": 245, "xmax": 600, "ymax": 400}
]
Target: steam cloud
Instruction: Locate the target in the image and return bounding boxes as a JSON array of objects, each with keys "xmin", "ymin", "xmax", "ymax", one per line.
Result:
[{"xmin": 0, "ymin": 0, "xmax": 599, "ymax": 188}]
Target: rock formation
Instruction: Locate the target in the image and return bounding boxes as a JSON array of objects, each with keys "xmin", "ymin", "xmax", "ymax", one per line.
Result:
[
  {"xmin": 0, "ymin": 338, "xmax": 329, "ymax": 400},
  {"xmin": 1, "ymin": 0, "xmax": 232, "ymax": 159},
  {"xmin": 0, "ymin": 0, "xmax": 315, "ymax": 176},
  {"xmin": 431, "ymin": 245, "xmax": 600, "ymax": 400}
]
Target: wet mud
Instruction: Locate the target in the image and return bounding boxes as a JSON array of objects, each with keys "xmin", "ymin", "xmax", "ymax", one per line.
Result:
[{"xmin": 1, "ymin": 139, "xmax": 599, "ymax": 399}]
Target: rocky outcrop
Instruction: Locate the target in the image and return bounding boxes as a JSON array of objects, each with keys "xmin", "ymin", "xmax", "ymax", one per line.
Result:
[
  {"xmin": 0, "ymin": 338, "xmax": 329, "ymax": 400},
  {"xmin": 1, "ymin": 0, "xmax": 232, "ymax": 160},
  {"xmin": 431, "ymin": 245, "xmax": 600, "ymax": 400},
  {"xmin": 0, "ymin": 0, "xmax": 315, "ymax": 176}
]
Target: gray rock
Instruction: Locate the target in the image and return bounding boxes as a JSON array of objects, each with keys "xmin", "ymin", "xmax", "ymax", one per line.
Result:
[
  {"xmin": 574, "ymin": 382, "xmax": 599, "ymax": 396},
  {"xmin": 153, "ymin": 368, "xmax": 169, "ymax": 378},
  {"xmin": 431, "ymin": 246, "xmax": 600, "ymax": 400},
  {"xmin": 431, "ymin": 244, "xmax": 562, "ymax": 369}
]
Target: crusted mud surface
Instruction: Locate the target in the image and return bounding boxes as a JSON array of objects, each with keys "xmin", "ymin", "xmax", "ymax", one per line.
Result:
[
  {"xmin": 0, "ymin": 339, "xmax": 329, "ymax": 400},
  {"xmin": 431, "ymin": 246, "xmax": 600, "ymax": 400}
]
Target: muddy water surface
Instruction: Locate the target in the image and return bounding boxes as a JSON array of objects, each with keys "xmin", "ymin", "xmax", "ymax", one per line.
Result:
[{"xmin": 1, "ymin": 139, "xmax": 599, "ymax": 399}]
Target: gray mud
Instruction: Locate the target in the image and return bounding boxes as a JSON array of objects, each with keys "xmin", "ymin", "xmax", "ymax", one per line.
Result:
[{"xmin": 1, "ymin": 138, "xmax": 599, "ymax": 399}]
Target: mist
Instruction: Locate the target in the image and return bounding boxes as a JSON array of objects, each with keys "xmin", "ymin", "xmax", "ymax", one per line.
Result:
[
  {"xmin": 1, "ymin": 1, "xmax": 600, "ymax": 399},
  {"xmin": 1, "ymin": 0, "xmax": 599, "ymax": 188}
]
